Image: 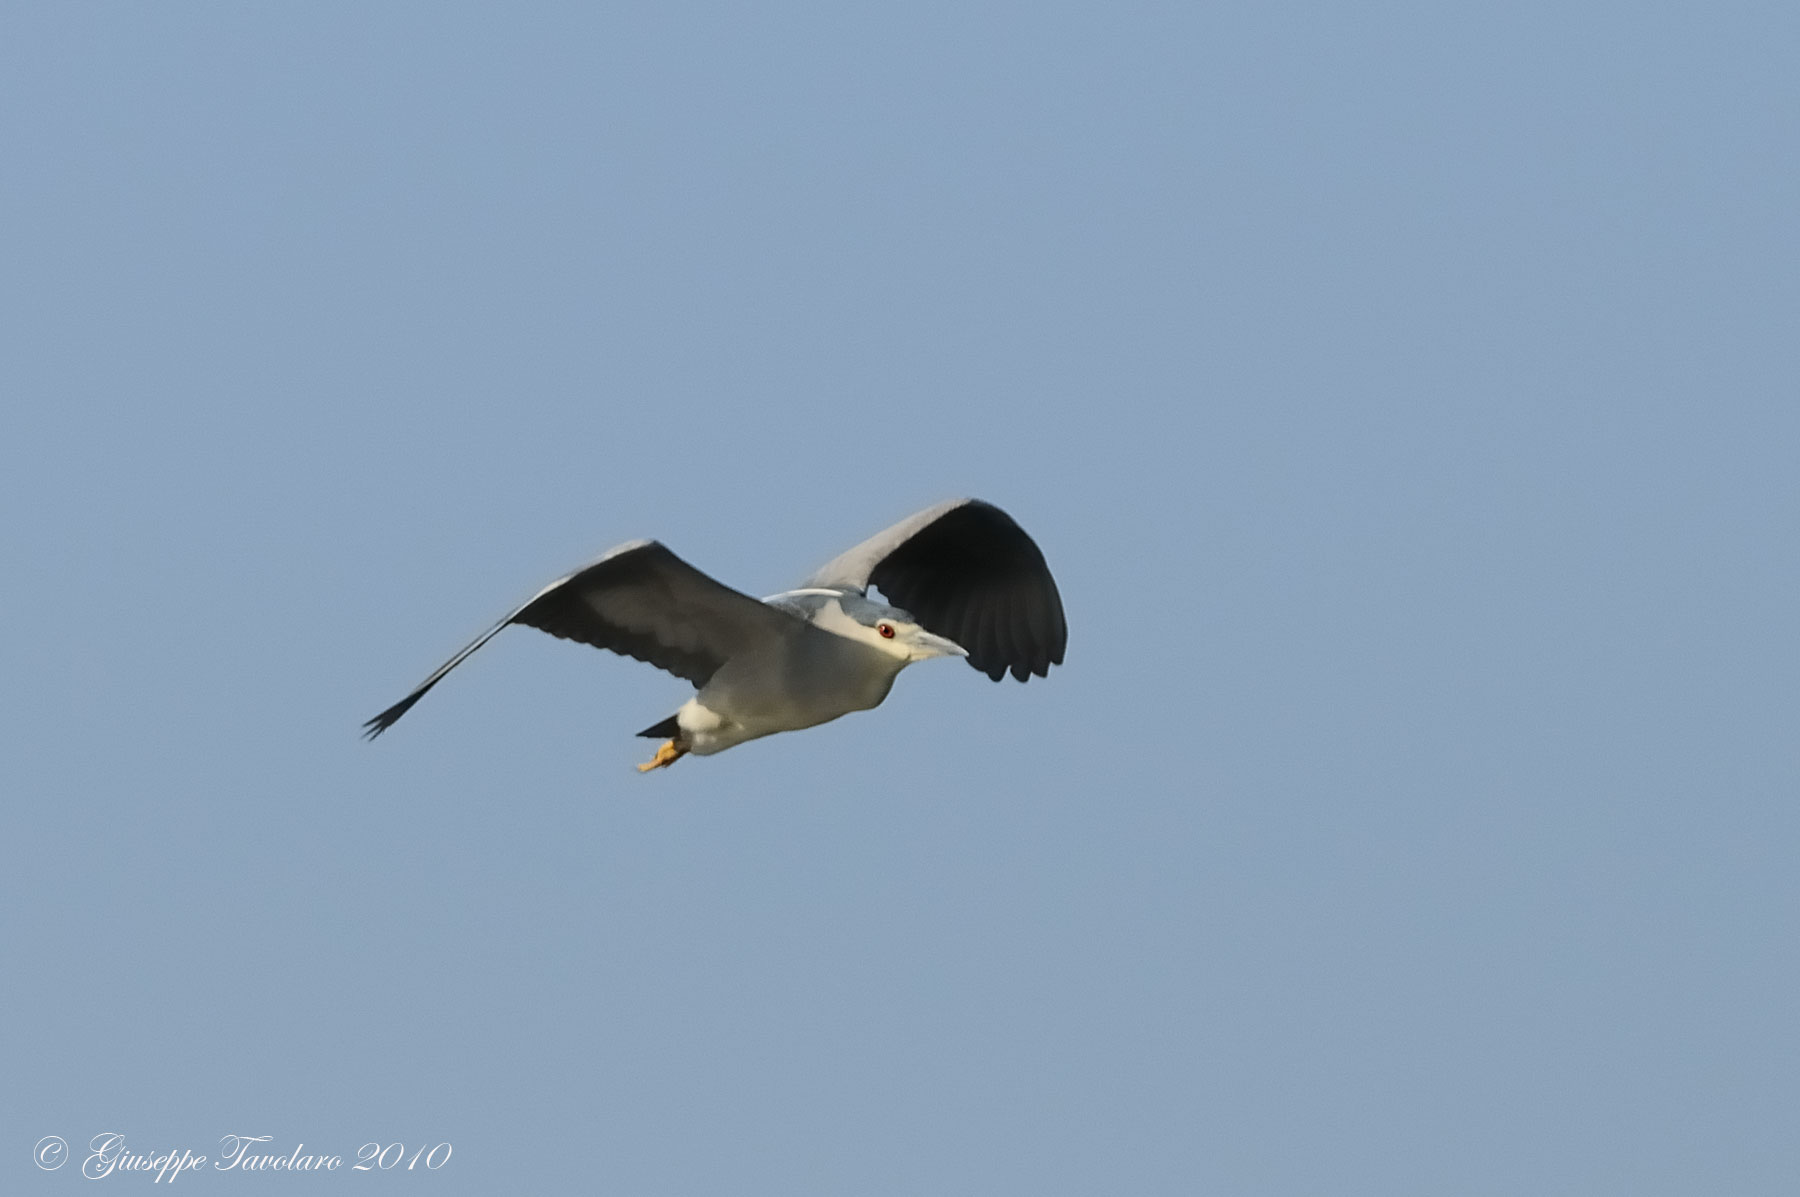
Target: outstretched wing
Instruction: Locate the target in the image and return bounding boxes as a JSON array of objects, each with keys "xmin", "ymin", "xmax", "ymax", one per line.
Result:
[
  {"xmin": 364, "ymin": 539, "xmax": 800, "ymax": 737},
  {"xmin": 804, "ymin": 499, "xmax": 1067, "ymax": 682}
]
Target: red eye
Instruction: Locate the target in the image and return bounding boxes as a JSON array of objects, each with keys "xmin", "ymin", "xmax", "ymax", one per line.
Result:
[{"xmin": 877, "ymin": 623, "xmax": 895, "ymax": 639}]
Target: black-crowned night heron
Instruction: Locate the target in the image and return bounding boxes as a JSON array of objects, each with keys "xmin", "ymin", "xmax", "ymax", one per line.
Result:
[{"xmin": 365, "ymin": 499, "xmax": 1066, "ymax": 770}]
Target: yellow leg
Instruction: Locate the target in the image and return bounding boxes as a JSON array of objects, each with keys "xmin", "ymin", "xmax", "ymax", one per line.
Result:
[{"xmin": 637, "ymin": 739, "xmax": 687, "ymax": 772}]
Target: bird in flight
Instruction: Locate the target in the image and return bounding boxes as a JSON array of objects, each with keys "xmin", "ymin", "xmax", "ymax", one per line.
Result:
[{"xmin": 364, "ymin": 499, "xmax": 1066, "ymax": 770}]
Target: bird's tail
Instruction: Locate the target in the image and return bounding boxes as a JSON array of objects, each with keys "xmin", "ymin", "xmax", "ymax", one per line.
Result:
[{"xmin": 636, "ymin": 714, "xmax": 681, "ymax": 739}]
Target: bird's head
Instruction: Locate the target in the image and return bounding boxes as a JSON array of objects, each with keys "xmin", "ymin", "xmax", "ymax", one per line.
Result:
[{"xmin": 830, "ymin": 593, "xmax": 969, "ymax": 665}]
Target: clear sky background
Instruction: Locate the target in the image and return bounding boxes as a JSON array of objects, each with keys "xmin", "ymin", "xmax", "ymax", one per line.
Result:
[{"xmin": 3, "ymin": 4, "xmax": 1796, "ymax": 1193}]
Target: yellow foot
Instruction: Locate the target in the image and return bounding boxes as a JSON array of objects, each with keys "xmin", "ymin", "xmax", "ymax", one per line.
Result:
[{"xmin": 637, "ymin": 739, "xmax": 687, "ymax": 773}]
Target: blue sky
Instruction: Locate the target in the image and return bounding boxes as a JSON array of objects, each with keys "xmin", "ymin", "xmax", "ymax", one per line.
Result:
[{"xmin": 4, "ymin": 4, "xmax": 1796, "ymax": 1193}]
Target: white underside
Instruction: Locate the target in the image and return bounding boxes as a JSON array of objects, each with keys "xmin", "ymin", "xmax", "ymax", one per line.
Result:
[
  {"xmin": 663, "ymin": 592, "xmax": 919, "ymax": 757},
  {"xmin": 672, "ymin": 697, "xmax": 743, "ymax": 756}
]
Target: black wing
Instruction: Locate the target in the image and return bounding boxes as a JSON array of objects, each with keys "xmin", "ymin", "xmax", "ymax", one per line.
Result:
[
  {"xmin": 364, "ymin": 539, "xmax": 800, "ymax": 737},
  {"xmin": 805, "ymin": 499, "xmax": 1067, "ymax": 682}
]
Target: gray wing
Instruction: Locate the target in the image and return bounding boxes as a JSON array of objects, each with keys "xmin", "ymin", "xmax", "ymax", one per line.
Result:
[
  {"xmin": 364, "ymin": 539, "xmax": 801, "ymax": 737},
  {"xmin": 804, "ymin": 499, "xmax": 1067, "ymax": 683}
]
